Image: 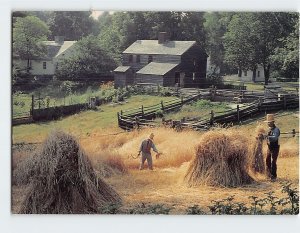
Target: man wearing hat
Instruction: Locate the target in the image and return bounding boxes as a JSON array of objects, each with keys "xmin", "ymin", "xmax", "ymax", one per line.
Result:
[
  {"xmin": 264, "ymin": 114, "xmax": 281, "ymax": 180},
  {"xmin": 138, "ymin": 133, "xmax": 160, "ymax": 170}
]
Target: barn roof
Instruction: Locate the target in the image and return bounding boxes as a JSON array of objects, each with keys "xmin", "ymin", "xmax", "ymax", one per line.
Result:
[
  {"xmin": 123, "ymin": 40, "xmax": 196, "ymax": 55},
  {"xmin": 137, "ymin": 62, "xmax": 179, "ymax": 76},
  {"xmin": 43, "ymin": 41, "xmax": 76, "ymax": 59},
  {"xmin": 114, "ymin": 66, "xmax": 131, "ymax": 72}
]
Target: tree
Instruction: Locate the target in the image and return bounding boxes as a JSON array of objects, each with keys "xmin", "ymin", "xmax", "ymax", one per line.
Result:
[
  {"xmin": 223, "ymin": 12, "xmax": 297, "ymax": 84},
  {"xmin": 13, "ymin": 15, "xmax": 50, "ymax": 71},
  {"xmin": 55, "ymin": 35, "xmax": 117, "ymax": 80},
  {"xmin": 271, "ymin": 16, "xmax": 299, "ymax": 80},
  {"xmin": 224, "ymin": 13, "xmax": 255, "ymax": 78},
  {"xmin": 204, "ymin": 12, "xmax": 233, "ymax": 74},
  {"xmin": 48, "ymin": 11, "xmax": 96, "ymax": 40}
]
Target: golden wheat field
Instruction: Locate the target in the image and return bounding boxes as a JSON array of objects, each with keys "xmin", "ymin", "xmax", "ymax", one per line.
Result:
[{"xmin": 12, "ymin": 112, "xmax": 299, "ymax": 214}]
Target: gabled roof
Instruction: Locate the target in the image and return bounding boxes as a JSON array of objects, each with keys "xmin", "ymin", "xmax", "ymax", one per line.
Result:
[
  {"xmin": 43, "ymin": 41, "xmax": 76, "ymax": 59},
  {"xmin": 137, "ymin": 62, "xmax": 179, "ymax": 76},
  {"xmin": 123, "ymin": 40, "xmax": 196, "ymax": 55},
  {"xmin": 114, "ymin": 66, "xmax": 131, "ymax": 72}
]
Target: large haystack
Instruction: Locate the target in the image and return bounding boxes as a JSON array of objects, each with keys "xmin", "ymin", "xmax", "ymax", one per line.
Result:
[
  {"xmin": 19, "ymin": 131, "xmax": 121, "ymax": 214},
  {"xmin": 185, "ymin": 129, "xmax": 253, "ymax": 187}
]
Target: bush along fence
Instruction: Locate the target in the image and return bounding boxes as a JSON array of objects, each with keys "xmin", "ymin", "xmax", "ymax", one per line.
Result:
[{"xmin": 117, "ymin": 90, "xmax": 299, "ymax": 131}]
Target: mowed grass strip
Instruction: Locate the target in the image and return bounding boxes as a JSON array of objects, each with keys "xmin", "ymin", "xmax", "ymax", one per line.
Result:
[{"xmin": 12, "ymin": 95, "xmax": 177, "ymax": 143}]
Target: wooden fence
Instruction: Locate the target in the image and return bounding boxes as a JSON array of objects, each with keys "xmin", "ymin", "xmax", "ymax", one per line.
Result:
[
  {"xmin": 117, "ymin": 91, "xmax": 299, "ymax": 131},
  {"xmin": 117, "ymin": 93, "xmax": 204, "ymax": 130}
]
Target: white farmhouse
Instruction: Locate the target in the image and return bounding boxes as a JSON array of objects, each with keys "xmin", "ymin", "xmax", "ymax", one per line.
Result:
[
  {"xmin": 13, "ymin": 36, "xmax": 76, "ymax": 79},
  {"xmin": 238, "ymin": 65, "xmax": 265, "ymax": 82}
]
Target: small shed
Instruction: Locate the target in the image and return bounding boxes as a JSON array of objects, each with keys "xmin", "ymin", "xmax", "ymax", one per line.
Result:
[
  {"xmin": 136, "ymin": 62, "xmax": 180, "ymax": 86},
  {"xmin": 114, "ymin": 66, "xmax": 133, "ymax": 88}
]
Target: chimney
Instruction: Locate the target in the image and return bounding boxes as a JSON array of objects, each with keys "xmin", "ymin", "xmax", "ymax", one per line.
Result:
[
  {"xmin": 54, "ymin": 36, "xmax": 65, "ymax": 44},
  {"xmin": 158, "ymin": 32, "xmax": 168, "ymax": 44}
]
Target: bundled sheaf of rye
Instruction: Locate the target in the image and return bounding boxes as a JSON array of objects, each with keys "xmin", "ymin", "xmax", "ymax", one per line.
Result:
[
  {"xmin": 251, "ymin": 126, "xmax": 266, "ymax": 173},
  {"xmin": 185, "ymin": 129, "xmax": 253, "ymax": 187},
  {"xmin": 19, "ymin": 130, "xmax": 121, "ymax": 214}
]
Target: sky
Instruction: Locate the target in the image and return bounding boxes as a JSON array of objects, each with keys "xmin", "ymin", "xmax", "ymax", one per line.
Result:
[{"xmin": 90, "ymin": 10, "xmax": 114, "ymax": 20}]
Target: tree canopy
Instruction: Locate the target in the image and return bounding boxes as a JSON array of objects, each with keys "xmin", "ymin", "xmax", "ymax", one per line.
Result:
[
  {"xmin": 223, "ymin": 12, "xmax": 298, "ymax": 84},
  {"xmin": 12, "ymin": 11, "xmax": 299, "ymax": 82},
  {"xmin": 13, "ymin": 15, "xmax": 50, "ymax": 70},
  {"xmin": 48, "ymin": 11, "xmax": 97, "ymax": 40},
  {"xmin": 55, "ymin": 35, "xmax": 117, "ymax": 80}
]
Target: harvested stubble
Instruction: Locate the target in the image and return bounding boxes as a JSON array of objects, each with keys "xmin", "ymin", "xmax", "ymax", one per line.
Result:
[
  {"xmin": 19, "ymin": 131, "xmax": 121, "ymax": 214},
  {"xmin": 185, "ymin": 129, "xmax": 253, "ymax": 187},
  {"xmin": 250, "ymin": 126, "xmax": 266, "ymax": 173}
]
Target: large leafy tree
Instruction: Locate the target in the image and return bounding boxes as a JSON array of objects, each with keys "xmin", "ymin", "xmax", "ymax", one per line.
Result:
[
  {"xmin": 13, "ymin": 15, "xmax": 50, "ymax": 71},
  {"xmin": 224, "ymin": 12, "xmax": 297, "ymax": 84},
  {"xmin": 55, "ymin": 35, "xmax": 117, "ymax": 80},
  {"xmin": 224, "ymin": 13, "xmax": 260, "ymax": 79},
  {"xmin": 271, "ymin": 15, "xmax": 299, "ymax": 80},
  {"xmin": 48, "ymin": 11, "xmax": 96, "ymax": 40},
  {"xmin": 204, "ymin": 12, "xmax": 234, "ymax": 74}
]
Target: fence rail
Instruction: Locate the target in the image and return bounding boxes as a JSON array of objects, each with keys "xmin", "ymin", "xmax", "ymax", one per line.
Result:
[{"xmin": 117, "ymin": 89, "xmax": 299, "ymax": 131}]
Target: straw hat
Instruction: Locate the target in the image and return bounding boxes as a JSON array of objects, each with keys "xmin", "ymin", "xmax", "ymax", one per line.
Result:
[{"xmin": 264, "ymin": 114, "xmax": 275, "ymax": 123}]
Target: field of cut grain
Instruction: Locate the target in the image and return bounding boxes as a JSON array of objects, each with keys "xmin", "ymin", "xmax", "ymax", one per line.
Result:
[{"xmin": 12, "ymin": 110, "xmax": 299, "ymax": 214}]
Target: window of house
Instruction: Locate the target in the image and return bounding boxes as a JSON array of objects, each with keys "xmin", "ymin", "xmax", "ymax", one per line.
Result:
[
  {"xmin": 244, "ymin": 71, "xmax": 247, "ymax": 76},
  {"xmin": 193, "ymin": 72, "xmax": 196, "ymax": 80},
  {"xmin": 43, "ymin": 61, "xmax": 47, "ymax": 70},
  {"xmin": 136, "ymin": 55, "xmax": 140, "ymax": 63},
  {"xmin": 193, "ymin": 58, "xmax": 196, "ymax": 66},
  {"xmin": 129, "ymin": 55, "xmax": 133, "ymax": 63},
  {"xmin": 257, "ymin": 70, "xmax": 260, "ymax": 77},
  {"xmin": 148, "ymin": 55, "xmax": 153, "ymax": 63}
]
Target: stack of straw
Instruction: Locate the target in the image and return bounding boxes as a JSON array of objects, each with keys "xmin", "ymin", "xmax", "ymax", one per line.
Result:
[
  {"xmin": 250, "ymin": 126, "xmax": 266, "ymax": 174},
  {"xmin": 19, "ymin": 131, "xmax": 121, "ymax": 214},
  {"xmin": 185, "ymin": 129, "xmax": 253, "ymax": 187}
]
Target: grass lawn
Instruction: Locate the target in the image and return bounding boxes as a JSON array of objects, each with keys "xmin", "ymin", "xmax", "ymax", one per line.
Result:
[
  {"xmin": 12, "ymin": 95, "xmax": 177, "ymax": 143},
  {"xmin": 161, "ymin": 99, "xmax": 233, "ymax": 121},
  {"xmin": 223, "ymin": 75, "xmax": 299, "ymax": 91}
]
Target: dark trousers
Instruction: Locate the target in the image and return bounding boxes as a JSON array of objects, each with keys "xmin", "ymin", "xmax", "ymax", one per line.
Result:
[
  {"xmin": 266, "ymin": 145, "xmax": 280, "ymax": 179},
  {"xmin": 139, "ymin": 153, "xmax": 153, "ymax": 170}
]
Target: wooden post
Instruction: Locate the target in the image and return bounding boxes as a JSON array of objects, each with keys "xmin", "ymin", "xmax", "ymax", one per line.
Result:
[
  {"xmin": 237, "ymin": 104, "xmax": 240, "ymax": 122},
  {"xmin": 141, "ymin": 105, "xmax": 144, "ymax": 117},
  {"xmin": 38, "ymin": 93, "xmax": 41, "ymax": 109},
  {"xmin": 120, "ymin": 110, "xmax": 123, "ymax": 116},
  {"xmin": 210, "ymin": 110, "xmax": 214, "ymax": 126},
  {"xmin": 135, "ymin": 116, "xmax": 140, "ymax": 129},
  {"xmin": 211, "ymin": 86, "xmax": 215, "ymax": 101},
  {"xmin": 181, "ymin": 96, "xmax": 184, "ymax": 106},
  {"xmin": 283, "ymin": 95, "xmax": 287, "ymax": 110},
  {"xmin": 31, "ymin": 95, "xmax": 34, "ymax": 116},
  {"xmin": 117, "ymin": 112, "xmax": 120, "ymax": 127},
  {"xmin": 161, "ymin": 101, "xmax": 164, "ymax": 112},
  {"xmin": 258, "ymin": 97, "xmax": 262, "ymax": 112},
  {"xmin": 157, "ymin": 84, "xmax": 160, "ymax": 93}
]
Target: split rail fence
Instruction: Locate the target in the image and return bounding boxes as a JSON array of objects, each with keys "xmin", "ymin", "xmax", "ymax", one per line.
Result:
[{"xmin": 118, "ymin": 90, "xmax": 299, "ymax": 131}]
